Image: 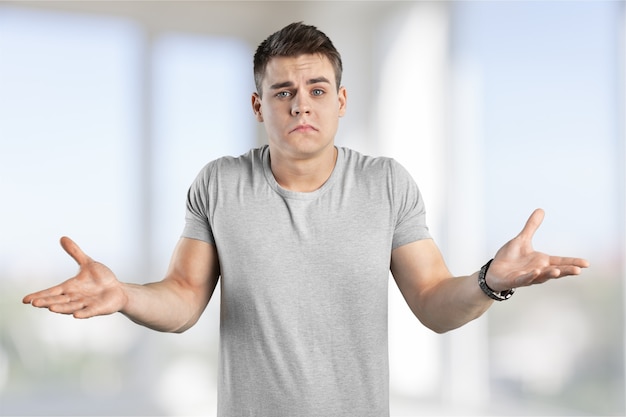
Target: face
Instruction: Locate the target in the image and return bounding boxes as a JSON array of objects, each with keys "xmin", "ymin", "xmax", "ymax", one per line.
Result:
[{"xmin": 252, "ymin": 54, "xmax": 347, "ymax": 161}]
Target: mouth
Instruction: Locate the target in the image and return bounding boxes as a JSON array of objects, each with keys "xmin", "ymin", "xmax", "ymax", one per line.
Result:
[{"xmin": 290, "ymin": 124, "xmax": 318, "ymax": 134}]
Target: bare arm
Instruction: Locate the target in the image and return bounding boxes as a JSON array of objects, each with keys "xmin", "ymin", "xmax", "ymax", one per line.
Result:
[
  {"xmin": 391, "ymin": 209, "xmax": 589, "ymax": 334},
  {"xmin": 391, "ymin": 239, "xmax": 490, "ymax": 333},
  {"xmin": 23, "ymin": 236, "xmax": 220, "ymax": 333},
  {"xmin": 122, "ymin": 237, "xmax": 220, "ymax": 332}
]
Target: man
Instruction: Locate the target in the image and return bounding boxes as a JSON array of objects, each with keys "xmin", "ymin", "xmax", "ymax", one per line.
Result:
[{"xmin": 23, "ymin": 22, "xmax": 588, "ymax": 416}]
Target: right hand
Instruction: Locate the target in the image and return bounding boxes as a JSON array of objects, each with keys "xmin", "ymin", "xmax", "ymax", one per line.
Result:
[{"xmin": 22, "ymin": 236, "xmax": 128, "ymax": 319}]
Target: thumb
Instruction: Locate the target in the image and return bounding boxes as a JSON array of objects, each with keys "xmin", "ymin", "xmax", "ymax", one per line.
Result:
[
  {"xmin": 60, "ymin": 236, "xmax": 92, "ymax": 266},
  {"xmin": 518, "ymin": 208, "xmax": 545, "ymax": 241}
]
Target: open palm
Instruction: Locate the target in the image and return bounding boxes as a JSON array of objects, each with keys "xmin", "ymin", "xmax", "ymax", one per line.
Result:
[
  {"xmin": 486, "ymin": 209, "xmax": 589, "ymax": 292},
  {"xmin": 22, "ymin": 236, "xmax": 127, "ymax": 319}
]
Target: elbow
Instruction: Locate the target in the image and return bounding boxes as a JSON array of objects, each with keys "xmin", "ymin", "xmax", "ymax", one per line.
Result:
[
  {"xmin": 171, "ymin": 315, "xmax": 201, "ymax": 334},
  {"xmin": 424, "ymin": 321, "xmax": 459, "ymax": 335},
  {"xmin": 414, "ymin": 312, "xmax": 453, "ymax": 334},
  {"xmin": 431, "ymin": 326, "xmax": 452, "ymax": 335},
  {"xmin": 164, "ymin": 323, "xmax": 193, "ymax": 334},
  {"xmin": 419, "ymin": 309, "xmax": 486, "ymax": 335},
  {"xmin": 171, "ymin": 325, "xmax": 190, "ymax": 334},
  {"xmin": 149, "ymin": 311, "xmax": 200, "ymax": 334},
  {"xmin": 411, "ymin": 304, "xmax": 461, "ymax": 334}
]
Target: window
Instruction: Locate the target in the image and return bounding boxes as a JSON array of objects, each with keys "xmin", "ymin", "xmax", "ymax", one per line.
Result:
[{"xmin": 0, "ymin": 6, "xmax": 253, "ymax": 416}]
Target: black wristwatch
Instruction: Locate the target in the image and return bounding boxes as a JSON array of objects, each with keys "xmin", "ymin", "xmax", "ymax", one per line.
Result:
[{"xmin": 478, "ymin": 259, "xmax": 515, "ymax": 301}]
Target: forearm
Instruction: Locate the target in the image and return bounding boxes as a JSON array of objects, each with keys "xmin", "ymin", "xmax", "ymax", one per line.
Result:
[
  {"xmin": 120, "ymin": 238, "xmax": 220, "ymax": 333},
  {"xmin": 392, "ymin": 240, "xmax": 495, "ymax": 334},
  {"xmin": 412, "ymin": 271, "xmax": 494, "ymax": 334},
  {"xmin": 393, "ymin": 210, "xmax": 589, "ymax": 334},
  {"xmin": 120, "ymin": 279, "xmax": 211, "ymax": 333}
]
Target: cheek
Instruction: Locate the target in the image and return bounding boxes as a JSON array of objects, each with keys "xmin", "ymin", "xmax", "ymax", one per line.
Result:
[
  {"xmin": 322, "ymin": 105, "xmax": 342, "ymax": 123},
  {"xmin": 262, "ymin": 111, "xmax": 289, "ymax": 133}
]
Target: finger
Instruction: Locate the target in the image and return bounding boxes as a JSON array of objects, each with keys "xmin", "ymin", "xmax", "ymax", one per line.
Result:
[
  {"xmin": 512, "ymin": 269, "xmax": 541, "ymax": 287},
  {"xmin": 23, "ymin": 285, "xmax": 66, "ymax": 304},
  {"xmin": 545, "ymin": 265, "xmax": 586, "ymax": 278},
  {"xmin": 550, "ymin": 255, "xmax": 590, "ymax": 269},
  {"xmin": 73, "ymin": 304, "xmax": 108, "ymax": 319},
  {"xmin": 555, "ymin": 265, "xmax": 583, "ymax": 277},
  {"xmin": 517, "ymin": 208, "xmax": 545, "ymax": 240},
  {"xmin": 512, "ymin": 267, "xmax": 558, "ymax": 287},
  {"xmin": 60, "ymin": 236, "xmax": 92, "ymax": 266},
  {"xmin": 49, "ymin": 300, "xmax": 86, "ymax": 315},
  {"xmin": 519, "ymin": 265, "xmax": 585, "ymax": 286},
  {"xmin": 28, "ymin": 293, "xmax": 72, "ymax": 308}
]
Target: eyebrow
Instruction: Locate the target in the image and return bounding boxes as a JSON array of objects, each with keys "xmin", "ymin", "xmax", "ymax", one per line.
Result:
[{"xmin": 269, "ymin": 77, "xmax": 331, "ymax": 90}]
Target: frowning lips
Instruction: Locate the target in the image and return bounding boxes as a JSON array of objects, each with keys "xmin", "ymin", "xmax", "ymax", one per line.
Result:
[{"xmin": 289, "ymin": 123, "xmax": 318, "ymax": 134}]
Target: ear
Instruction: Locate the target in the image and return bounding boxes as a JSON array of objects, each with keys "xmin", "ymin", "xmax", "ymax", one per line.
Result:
[
  {"xmin": 338, "ymin": 86, "xmax": 347, "ymax": 118},
  {"xmin": 252, "ymin": 92, "xmax": 264, "ymax": 122}
]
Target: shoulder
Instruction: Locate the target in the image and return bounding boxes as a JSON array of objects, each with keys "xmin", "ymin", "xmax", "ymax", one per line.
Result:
[
  {"xmin": 203, "ymin": 146, "xmax": 263, "ymax": 171},
  {"xmin": 194, "ymin": 146, "xmax": 264, "ymax": 181},
  {"xmin": 340, "ymin": 147, "xmax": 408, "ymax": 178},
  {"xmin": 338, "ymin": 148, "xmax": 421, "ymax": 204}
]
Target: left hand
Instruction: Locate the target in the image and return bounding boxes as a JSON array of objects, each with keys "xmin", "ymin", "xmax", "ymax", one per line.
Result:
[
  {"xmin": 486, "ymin": 208, "xmax": 589, "ymax": 292},
  {"xmin": 22, "ymin": 236, "xmax": 126, "ymax": 318}
]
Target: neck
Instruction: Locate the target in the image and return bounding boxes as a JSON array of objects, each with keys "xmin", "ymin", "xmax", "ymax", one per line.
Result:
[{"xmin": 269, "ymin": 146, "xmax": 338, "ymax": 192}]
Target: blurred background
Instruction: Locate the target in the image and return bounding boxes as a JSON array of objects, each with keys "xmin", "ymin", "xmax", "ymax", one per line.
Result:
[{"xmin": 0, "ymin": 0, "xmax": 624, "ymax": 415}]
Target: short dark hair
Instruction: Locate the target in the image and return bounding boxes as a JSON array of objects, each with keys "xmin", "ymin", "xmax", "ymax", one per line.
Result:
[{"xmin": 253, "ymin": 22, "xmax": 343, "ymax": 96}]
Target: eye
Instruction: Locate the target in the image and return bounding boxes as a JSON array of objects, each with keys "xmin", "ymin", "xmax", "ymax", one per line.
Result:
[
  {"xmin": 276, "ymin": 91, "xmax": 291, "ymax": 99},
  {"xmin": 311, "ymin": 89, "xmax": 325, "ymax": 96}
]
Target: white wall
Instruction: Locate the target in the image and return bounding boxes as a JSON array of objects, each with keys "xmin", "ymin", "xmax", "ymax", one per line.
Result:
[{"xmin": 1, "ymin": 1, "xmax": 623, "ymax": 415}]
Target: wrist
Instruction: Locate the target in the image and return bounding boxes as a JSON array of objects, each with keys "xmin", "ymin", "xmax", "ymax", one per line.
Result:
[
  {"xmin": 478, "ymin": 259, "xmax": 515, "ymax": 301},
  {"xmin": 118, "ymin": 282, "xmax": 137, "ymax": 315}
]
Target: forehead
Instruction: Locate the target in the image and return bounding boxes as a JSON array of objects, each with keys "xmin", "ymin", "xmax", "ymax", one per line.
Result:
[{"xmin": 263, "ymin": 54, "xmax": 336, "ymax": 86}]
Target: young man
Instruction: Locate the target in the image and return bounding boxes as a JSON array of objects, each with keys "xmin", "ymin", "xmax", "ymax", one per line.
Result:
[{"xmin": 23, "ymin": 22, "xmax": 589, "ymax": 416}]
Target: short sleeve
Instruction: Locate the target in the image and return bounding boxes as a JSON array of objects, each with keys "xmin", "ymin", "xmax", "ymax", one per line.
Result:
[
  {"xmin": 181, "ymin": 162, "xmax": 216, "ymax": 245},
  {"xmin": 390, "ymin": 160, "xmax": 431, "ymax": 249}
]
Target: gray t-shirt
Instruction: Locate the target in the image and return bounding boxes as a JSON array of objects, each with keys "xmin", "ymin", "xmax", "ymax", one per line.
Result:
[{"xmin": 182, "ymin": 145, "xmax": 431, "ymax": 417}]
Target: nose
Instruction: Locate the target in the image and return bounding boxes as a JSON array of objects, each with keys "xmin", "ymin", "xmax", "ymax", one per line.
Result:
[{"xmin": 291, "ymin": 94, "xmax": 311, "ymax": 116}]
